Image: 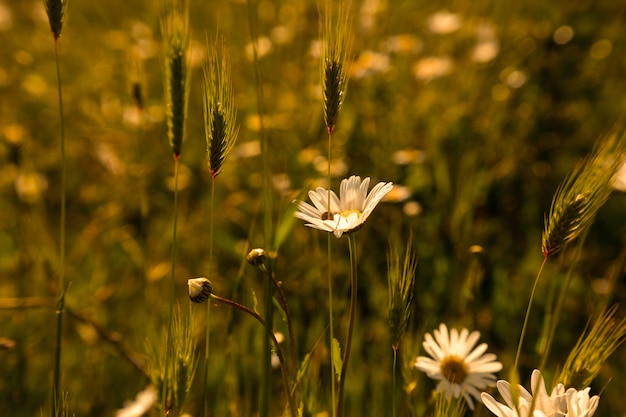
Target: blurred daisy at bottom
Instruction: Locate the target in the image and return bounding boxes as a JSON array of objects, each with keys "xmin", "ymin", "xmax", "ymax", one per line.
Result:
[
  {"xmin": 415, "ymin": 323, "xmax": 502, "ymax": 410},
  {"xmin": 481, "ymin": 369, "xmax": 600, "ymax": 417}
]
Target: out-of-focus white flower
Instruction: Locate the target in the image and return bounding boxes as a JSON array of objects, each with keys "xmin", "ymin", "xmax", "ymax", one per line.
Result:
[
  {"xmin": 245, "ymin": 36, "xmax": 272, "ymax": 61},
  {"xmin": 15, "ymin": 171, "xmax": 48, "ymax": 204},
  {"xmin": 294, "ymin": 175, "xmax": 393, "ymax": 238},
  {"xmin": 413, "ymin": 56, "xmax": 453, "ymax": 81},
  {"xmin": 427, "ymin": 10, "xmax": 461, "ymax": 34},
  {"xmin": 415, "ymin": 323, "xmax": 502, "ymax": 410},
  {"xmin": 481, "ymin": 369, "xmax": 600, "ymax": 417},
  {"xmin": 351, "ymin": 50, "xmax": 391, "ymax": 79},
  {"xmin": 116, "ymin": 386, "xmax": 156, "ymax": 417},
  {"xmin": 472, "ymin": 41, "xmax": 499, "ymax": 63}
]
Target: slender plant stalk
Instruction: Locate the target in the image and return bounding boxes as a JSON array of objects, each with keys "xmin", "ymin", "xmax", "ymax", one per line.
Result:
[
  {"xmin": 327, "ymin": 133, "xmax": 337, "ymax": 417},
  {"xmin": 392, "ymin": 348, "xmax": 398, "ymax": 417},
  {"xmin": 513, "ymin": 255, "xmax": 548, "ymax": 375},
  {"xmin": 245, "ymin": 2, "xmax": 273, "ymax": 416},
  {"xmin": 51, "ymin": 35, "xmax": 67, "ymax": 417},
  {"xmin": 262, "ymin": 266, "xmax": 297, "ymax": 372},
  {"xmin": 337, "ymin": 233, "xmax": 358, "ymax": 417},
  {"xmin": 539, "ymin": 230, "xmax": 588, "ymax": 370},
  {"xmin": 210, "ymin": 294, "xmax": 297, "ymax": 417},
  {"xmin": 201, "ymin": 178, "xmax": 216, "ymax": 417},
  {"xmin": 162, "ymin": 156, "xmax": 181, "ymax": 415},
  {"xmin": 321, "ymin": 3, "xmax": 351, "ymax": 413}
]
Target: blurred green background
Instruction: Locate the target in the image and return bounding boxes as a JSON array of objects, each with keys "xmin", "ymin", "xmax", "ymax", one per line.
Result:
[{"xmin": 2, "ymin": 0, "xmax": 626, "ymax": 416}]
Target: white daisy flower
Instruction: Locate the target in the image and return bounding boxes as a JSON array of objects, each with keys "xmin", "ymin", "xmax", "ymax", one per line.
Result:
[
  {"xmin": 415, "ymin": 323, "xmax": 502, "ymax": 409},
  {"xmin": 480, "ymin": 369, "xmax": 600, "ymax": 417},
  {"xmin": 294, "ymin": 175, "xmax": 393, "ymax": 238}
]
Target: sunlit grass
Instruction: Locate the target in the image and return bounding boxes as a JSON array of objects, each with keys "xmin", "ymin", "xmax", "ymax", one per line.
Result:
[{"xmin": 2, "ymin": 1, "xmax": 626, "ymax": 416}]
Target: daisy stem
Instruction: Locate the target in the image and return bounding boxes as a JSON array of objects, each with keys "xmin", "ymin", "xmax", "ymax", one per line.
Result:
[
  {"xmin": 337, "ymin": 233, "xmax": 358, "ymax": 417},
  {"xmin": 201, "ymin": 176, "xmax": 216, "ymax": 417},
  {"xmin": 327, "ymin": 131, "xmax": 337, "ymax": 417},
  {"xmin": 162, "ymin": 155, "xmax": 180, "ymax": 415},
  {"xmin": 51, "ymin": 37, "xmax": 66, "ymax": 417},
  {"xmin": 209, "ymin": 294, "xmax": 297, "ymax": 417},
  {"xmin": 513, "ymin": 254, "xmax": 548, "ymax": 376}
]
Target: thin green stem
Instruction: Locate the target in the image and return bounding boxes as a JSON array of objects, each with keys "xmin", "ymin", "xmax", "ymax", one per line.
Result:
[
  {"xmin": 162, "ymin": 156, "xmax": 180, "ymax": 416},
  {"xmin": 210, "ymin": 294, "xmax": 297, "ymax": 417},
  {"xmin": 52, "ymin": 38, "xmax": 66, "ymax": 417},
  {"xmin": 327, "ymin": 127, "xmax": 337, "ymax": 417},
  {"xmin": 261, "ymin": 260, "xmax": 274, "ymax": 417},
  {"xmin": 264, "ymin": 268, "xmax": 297, "ymax": 373},
  {"xmin": 513, "ymin": 255, "xmax": 548, "ymax": 375},
  {"xmin": 246, "ymin": 2, "xmax": 273, "ymax": 416},
  {"xmin": 201, "ymin": 177, "xmax": 216, "ymax": 417},
  {"xmin": 337, "ymin": 233, "xmax": 358, "ymax": 417},
  {"xmin": 539, "ymin": 230, "xmax": 588, "ymax": 370},
  {"xmin": 392, "ymin": 348, "xmax": 397, "ymax": 417}
]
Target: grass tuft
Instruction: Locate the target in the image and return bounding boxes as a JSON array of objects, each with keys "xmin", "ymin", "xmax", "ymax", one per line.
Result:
[
  {"xmin": 558, "ymin": 305, "xmax": 626, "ymax": 389},
  {"xmin": 388, "ymin": 237, "xmax": 418, "ymax": 351},
  {"xmin": 320, "ymin": 1, "xmax": 352, "ymax": 134},
  {"xmin": 542, "ymin": 126, "xmax": 626, "ymax": 257},
  {"xmin": 203, "ymin": 36, "xmax": 239, "ymax": 179},
  {"xmin": 44, "ymin": 0, "xmax": 68, "ymax": 41},
  {"xmin": 161, "ymin": 0, "xmax": 190, "ymax": 157}
]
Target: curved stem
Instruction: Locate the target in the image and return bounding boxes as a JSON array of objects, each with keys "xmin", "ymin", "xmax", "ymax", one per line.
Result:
[
  {"xmin": 513, "ymin": 255, "xmax": 548, "ymax": 375},
  {"xmin": 210, "ymin": 294, "xmax": 297, "ymax": 417},
  {"xmin": 337, "ymin": 233, "xmax": 358, "ymax": 417},
  {"xmin": 539, "ymin": 230, "xmax": 588, "ymax": 370}
]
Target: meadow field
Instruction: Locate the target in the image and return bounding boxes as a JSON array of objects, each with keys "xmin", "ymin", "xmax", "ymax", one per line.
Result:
[{"xmin": 2, "ymin": 0, "xmax": 626, "ymax": 416}]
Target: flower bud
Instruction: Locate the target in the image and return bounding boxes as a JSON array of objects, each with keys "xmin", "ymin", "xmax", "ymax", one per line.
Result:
[
  {"xmin": 187, "ymin": 277, "xmax": 212, "ymax": 303},
  {"xmin": 246, "ymin": 248, "xmax": 266, "ymax": 267}
]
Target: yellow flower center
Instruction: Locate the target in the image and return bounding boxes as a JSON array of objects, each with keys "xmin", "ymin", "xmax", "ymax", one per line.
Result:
[
  {"xmin": 440, "ymin": 355, "xmax": 468, "ymax": 384},
  {"xmin": 321, "ymin": 209, "xmax": 362, "ymax": 221},
  {"xmin": 338, "ymin": 208, "xmax": 362, "ymax": 218}
]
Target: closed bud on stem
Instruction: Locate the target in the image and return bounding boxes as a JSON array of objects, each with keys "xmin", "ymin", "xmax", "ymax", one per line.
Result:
[
  {"xmin": 187, "ymin": 277, "xmax": 212, "ymax": 304},
  {"xmin": 246, "ymin": 248, "xmax": 266, "ymax": 268}
]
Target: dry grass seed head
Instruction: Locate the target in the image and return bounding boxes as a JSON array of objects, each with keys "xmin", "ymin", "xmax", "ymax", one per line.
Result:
[
  {"xmin": 203, "ymin": 36, "xmax": 238, "ymax": 179},
  {"xmin": 558, "ymin": 305, "xmax": 626, "ymax": 389},
  {"xmin": 387, "ymin": 238, "xmax": 418, "ymax": 350},
  {"xmin": 320, "ymin": 1, "xmax": 352, "ymax": 134},
  {"xmin": 171, "ymin": 306, "xmax": 198, "ymax": 413},
  {"xmin": 542, "ymin": 126, "xmax": 626, "ymax": 256},
  {"xmin": 44, "ymin": 0, "xmax": 68, "ymax": 40},
  {"xmin": 161, "ymin": 0, "xmax": 190, "ymax": 157}
]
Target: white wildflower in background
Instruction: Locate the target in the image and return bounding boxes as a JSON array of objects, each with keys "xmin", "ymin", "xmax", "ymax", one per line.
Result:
[
  {"xmin": 427, "ymin": 10, "xmax": 461, "ymax": 34},
  {"xmin": 294, "ymin": 175, "xmax": 393, "ymax": 238},
  {"xmin": 116, "ymin": 386, "xmax": 156, "ymax": 417},
  {"xmin": 415, "ymin": 323, "xmax": 502, "ymax": 409},
  {"xmin": 412, "ymin": 56, "xmax": 453, "ymax": 81},
  {"xmin": 481, "ymin": 369, "xmax": 600, "ymax": 417}
]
